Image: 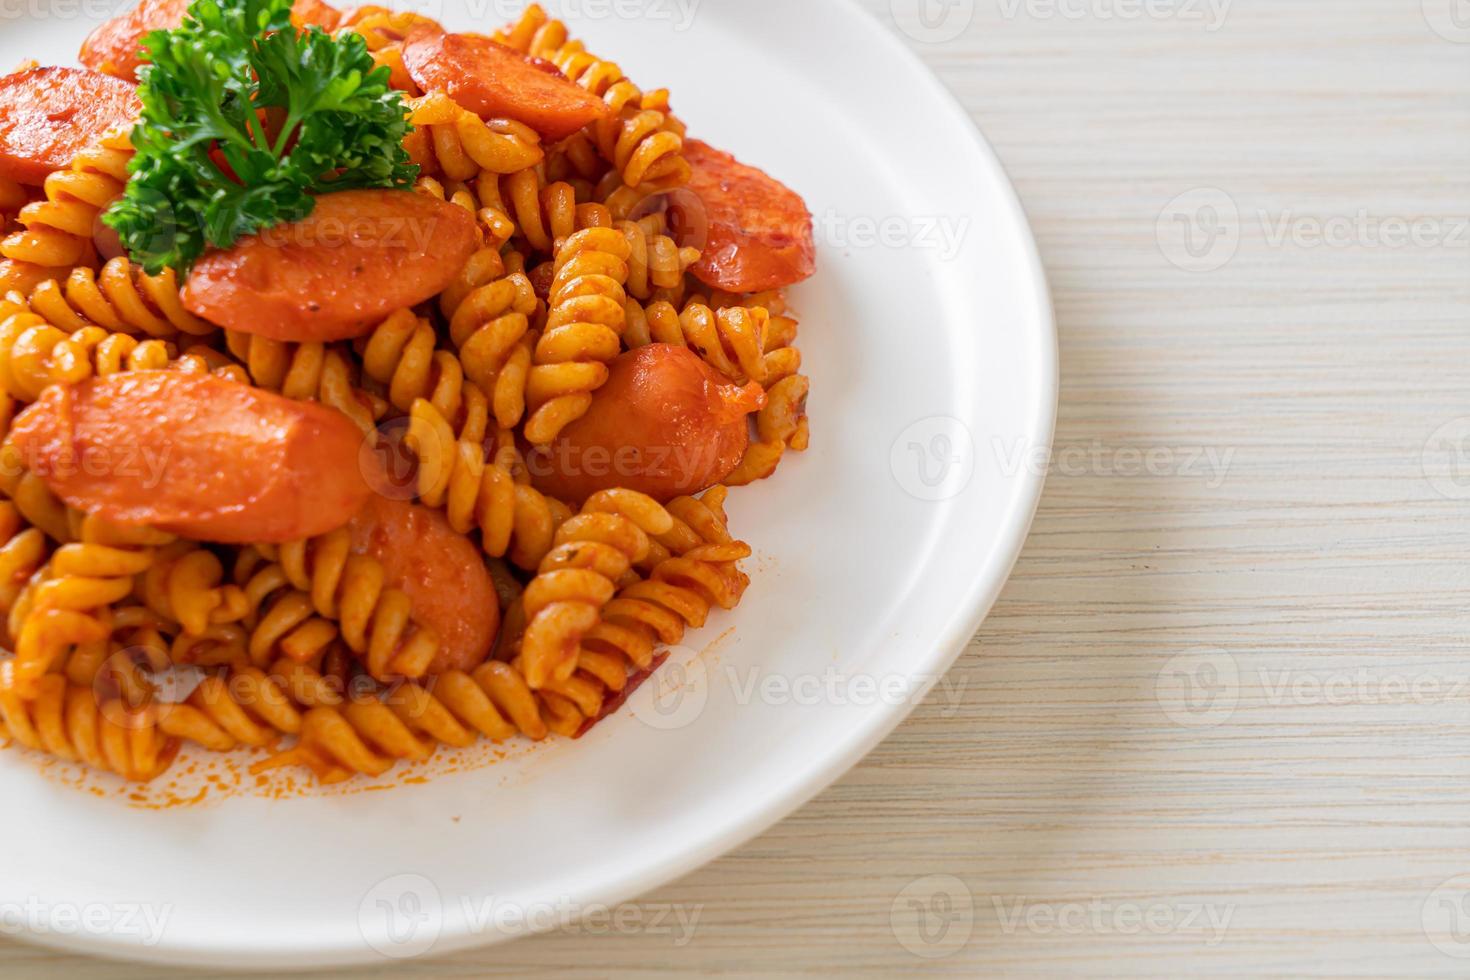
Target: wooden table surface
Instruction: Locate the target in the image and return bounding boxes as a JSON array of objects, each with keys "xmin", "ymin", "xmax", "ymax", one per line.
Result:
[{"xmin": 5, "ymin": 0, "xmax": 1468, "ymax": 976}]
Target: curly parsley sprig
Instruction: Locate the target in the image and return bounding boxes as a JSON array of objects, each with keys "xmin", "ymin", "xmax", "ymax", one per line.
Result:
[{"xmin": 104, "ymin": 0, "xmax": 419, "ymax": 273}]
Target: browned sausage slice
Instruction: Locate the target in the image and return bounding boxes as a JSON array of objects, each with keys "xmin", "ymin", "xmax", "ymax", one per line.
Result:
[
  {"xmin": 80, "ymin": 0, "xmax": 345, "ymax": 82},
  {"xmin": 78, "ymin": 0, "xmax": 190, "ymax": 83},
  {"xmin": 9, "ymin": 373, "xmax": 373, "ymax": 543},
  {"xmin": 685, "ymin": 139, "xmax": 816, "ymax": 293},
  {"xmin": 0, "ymin": 67, "xmax": 141, "ymax": 185},
  {"xmin": 531, "ymin": 345, "xmax": 765, "ymax": 504},
  {"xmin": 347, "ymin": 495, "xmax": 500, "ymax": 674},
  {"xmin": 183, "ymin": 189, "xmax": 479, "ymax": 343},
  {"xmin": 402, "ymin": 32, "xmax": 609, "ymax": 142}
]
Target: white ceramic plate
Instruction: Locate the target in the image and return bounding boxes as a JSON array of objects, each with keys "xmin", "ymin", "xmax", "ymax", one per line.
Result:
[{"xmin": 0, "ymin": 0, "xmax": 1055, "ymax": 968}]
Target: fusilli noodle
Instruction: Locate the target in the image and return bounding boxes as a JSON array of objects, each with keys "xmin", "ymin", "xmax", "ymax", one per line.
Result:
[
  {"xmin": 0, "ymin": 292, "xmax": 172, "ymax": 401},
  {"xmin": 6, "ymin": 515, "xmax": 170, "ymax": 697},
  {"xmin": 407, "ymin": 399, "xmax": 570, "ymax": 569},
  {"xmin": 261, "ymin": 529, "xmax": 443, "ymax": 682},
  {"xmin": 252, "ymin": 658, "xmax": 565, "ymax": 782},
  {"xmin": 525, "ymin": 227, "xmax": 632, "ymax": 444},
  {"xmin": 513, "ymin": 489, "xmax": 671, "ymax": 690},
  {"xmin": 26, "ymin": 259, "xmax": 213, "ymax": 339},
  {"xmin": 224, "ymin": 332, "xmax": 382, "ymax": 434},
  {"xmin": 439, "ymin": 247, "xmax": 539, "ymax": 431},
  {"xmin": 138, "ymin": 541, "xmax": 250, "ymax": 637},
  {"xmin": 404, "ymin": 93, "xmax": 544, "ymax": 182},
  {"xmin": 0, "ymin": 667, "xmax": 177, "ymax": 782},
  {"xmin": 0, "ymin": 132, "xmax": 131, "ymax": 270}
]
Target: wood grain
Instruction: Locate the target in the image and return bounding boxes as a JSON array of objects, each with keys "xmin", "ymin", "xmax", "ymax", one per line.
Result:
[{"xmin": 4, "ymin": 0, "xmax": 1468, "ymax": 975}]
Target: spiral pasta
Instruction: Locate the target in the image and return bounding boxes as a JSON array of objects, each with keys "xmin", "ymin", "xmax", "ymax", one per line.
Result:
[
  {"xmin": 415, "ymin": 174, "xmax": 517, "ymax": 247},
  {"xmin": 512, "ymin": 489, "xmax": 672, "ymax": 691},
  {"xmin": 624, "ymin": 300, "xmax": 770, "ymax": 386},
  {"xmin": 524, "ymin": 227, "xmax": 632, "ymax": 445},
  {"xmin": 727, "ymin": 373, "xmax": 811, "ymax": 486},
  {"xmin": 0, "ymin": 131, "xmax": 131, "ymax": 270},
  {"xmin": 725, "ymin": 300, "xmax": 810, "ymax": 485},
  {"xmin": 406, "ymin": 399, "xmax": 570, "ymax": 570},
  {"xmin": 616, "ymin": 215, "xmax": 700, "ymax": 302},
  {"xmin": 357, "ymin": 307, "xmax": 490, "ymax": 443},
  {"xmin": 596, "ymin": 99, "xmax": 689, "ymax": 190},
  {"xmin": 0, "ymin": 499, "xmax": 47, "ymax": 620},
  {"xmin": 232, "ymin": 548, "xmax": 339, "ymax": 670},
  {"xmin": 0, "ymin": 666, "xmax": 177, "ymax": 782},
  {"xmin": 5, "ymin": 515, "xmax": 171, "ymax": 698},
  {"xmin": 0, "ymin": 440, "xmax": 72, "ymax": 544},
  {"xmin": 499, "ymin": 170, "xmax": 575, "ymax": 254},
  {"xmin": 404, "ymin": 93, "xmax": 544, "ymax": 182},
  {"xmin": 584, "ymin": 489, "xmax": 751, "ymax": 689},
  {"xmin": 57, "ymin": 609, "xmax": 170, "ymax": 694},
  {"xmin": 439, "ymin": 247, "xmax": 539, "ymax": 431},
  {"xmin": 26, "ymin": 258, "xmax": 214, "ymax": 339},
  {"xmin": 137, "ymin": 541, "xmax": 250, "ymax": 637},
  {"xmin": 0, "ymin": 293, "xmax": 173, "ymax": 401},
  {"xmin": 252, "ymin": 658, "xmax": 569, "ymax": 783},
  {"xmin": 224, "ymin": 331, "xmax": 382, "ymax": 434},
  {"xmin": 154, "ymin": 668, "xmax": 306, "ymax": 752},
  {"xmin": 169, "ymin": 344, "xmax": 252, "ymax": 385},
  {"xmin": 260, "ymin": 529, "xmax": 443, "ymax": 682}
]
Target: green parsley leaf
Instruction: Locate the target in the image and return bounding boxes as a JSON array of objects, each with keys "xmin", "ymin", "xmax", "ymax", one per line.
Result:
[{"xmin": 103, "ymin": 0, "xmax": 419, "ymax": 274}]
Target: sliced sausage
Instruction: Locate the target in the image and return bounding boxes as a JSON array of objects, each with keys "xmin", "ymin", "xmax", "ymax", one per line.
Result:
[
  {"xmin": 291, "ymin": 0, "xmax": 343, "ymax": 31},
  {"xmin": 0, "ymin": 67, "xmax": 141, "ymax": 185},
  {"xmin": 402, "ymin": 32, "xmax": 609, "ymax": 143},
  {"xmin": 78, "ymin": 0, "xmax": 189, "ymax": 82},
  {"xmin": 80, "ymin": 0, "xmax": 344, "ymax": 82},
  {"xmin": 347, "ymin": 495, "xmax": 499, "ymax": 674},
  {"xmin": 8, "ymin": 372, "xmax": 372, "ymax": 544},
  {"xmin": 530, "ymin": 345, "xmax": 765, "ymax": 504},
  {"xmin": 684, "ymin": 139, "xmax": 816, "ymax": 293},
  {"xmin": 182, "ymin": 189, "xmax": 479, "ymax": 343}
]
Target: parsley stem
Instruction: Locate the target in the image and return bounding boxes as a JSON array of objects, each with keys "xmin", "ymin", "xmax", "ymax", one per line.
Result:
[
  {"xmin": 245, "ymin": 108, "xmax": 271, "ymax": 152},
  {"xmin": 272, "ymin": 112, "xmax": 301, "ymax": 158}
]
